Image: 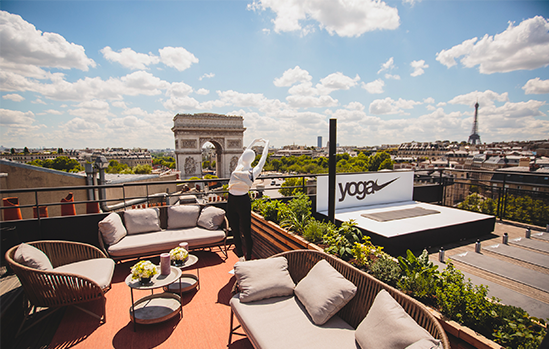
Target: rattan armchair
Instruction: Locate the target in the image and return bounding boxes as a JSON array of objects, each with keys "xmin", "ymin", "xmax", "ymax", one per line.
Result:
[{"xmin": 5, "ymin": 240, "xmax": 114, "ymax": 336}]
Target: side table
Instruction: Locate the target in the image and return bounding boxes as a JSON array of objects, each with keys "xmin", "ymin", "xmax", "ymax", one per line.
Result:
[
  {"xmin": 165, "ymin": 254, "xmax": 200, "ymax": 293},
  {"xmin": 125, "ymin": 266, "xmax": 182, "ymax": 331}
]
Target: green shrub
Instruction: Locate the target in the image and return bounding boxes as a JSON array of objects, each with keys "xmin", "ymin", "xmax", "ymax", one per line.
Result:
[
  {"xmin": 370, "ymin": 256, "xmax": 401, "ymax": 287},
  {"xmin": 493, "ymin": 304, "xmax": 547, "ymax": 349},
  {"xmin": 351, "ymin": 236, "xmax": 385, "ymax": 268},
  {"xmin": 279, "ymin": 177, "xmax": 305, "ymax": 196},
  {"xmin": 323, "ymin": 220, "xmax": 362, "ymax": 260},
  {"xmin": 302, "ymin": 219, "xmax": 335, "ymax": 243},
  {"xmin": 397, "ymin": 249, "xmax": 439, "ymax": 303}
]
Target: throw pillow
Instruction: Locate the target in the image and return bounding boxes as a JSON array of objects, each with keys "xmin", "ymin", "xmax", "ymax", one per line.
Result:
[
  {"xmin": 355, "ymin": 289, "xmax": 439, "ymax": 349},
  {"xmin": 197, "ymin": 206, "xmax": 225, "ymax": 230},
  {"xmin": 234, "ymin": 257, "xmax": 295, "ymax": 303},
  {"xmin": 98, "ymin": 212, "xmax": 127, "ymax": 245},
  {"xmin": 123, "ymin": 208, "xmax": 160, "ymax": 235},
  {"xmin": 405, "ymin": 338, "xmax": 443, "ymax": 349},
  {"xmin": 294, "ymin": 259, "xmax": 357, "ymax": 325},
  {"xmin": 167, "ymin": 205, "xmax": 201, "ymax": 229},
  {"xmin": 14, "ymin": 243, "xmax": 53, "ymax": 270}
]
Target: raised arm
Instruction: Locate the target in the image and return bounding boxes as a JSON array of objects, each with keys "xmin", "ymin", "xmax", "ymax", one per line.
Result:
[{"xmin": 252, "ymin": 139, "xmax": 270, "ymax": 180}]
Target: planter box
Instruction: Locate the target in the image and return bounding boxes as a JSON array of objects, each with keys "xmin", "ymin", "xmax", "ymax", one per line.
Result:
[
  {"xmin": 250, "ymin": 211, "xmax": 323, "ymax": 259},
  {"xmin": 250, "ymin": 211, "xmax": 503, "ymax": 349}
]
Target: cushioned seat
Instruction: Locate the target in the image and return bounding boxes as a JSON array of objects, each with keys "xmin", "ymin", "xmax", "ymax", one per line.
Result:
[
  {"xmin": 53, "ymin": 258, "xmax": 115, "ymax": 289},
  {"xmin": 230, "ymin": 295, "xmax": 356, "ymax": 349},
  {"xmin": 107, "ymin": 228, "xmax": 226, "ymax": 257}
]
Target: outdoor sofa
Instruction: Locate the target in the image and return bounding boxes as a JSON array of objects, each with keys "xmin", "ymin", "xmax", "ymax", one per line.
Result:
[
  {"xmin": 229, "ymin": 249, "xmax": 449, "ymax": 349},
  {"xmin": 98, "ymin": 205, "xmax": 228, "ymax": 261}
]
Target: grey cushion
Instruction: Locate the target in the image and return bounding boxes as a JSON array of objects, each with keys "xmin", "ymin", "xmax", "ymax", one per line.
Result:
[
  {"xmin": 294, "ymin": 259, "xmax": 357, "ymax": 325},
  {"xmin": 14, "ymin": 243, "xmax": 53, "ymax": 271},
  {"xmin": 405, "ymin": 338, "xmax": 443, "ymax": 349},
  {"xmin": 167, "ymin": 205, "xmax": 200, "ymax": 229},
  {"xmin": 98, "ymin": 212, "xmax": 127, "ymax": 245},
  {"xmin": 123, "ymin": 208, "xmax": 160, "ymax": 235},
  {"xmin": 355, "ymin": 289, "xmax": 439, "ymax": 349},
  {"xmin": 230, "ymin": 295, "xmax": 356, "ymax": 349},
  {"xmin": 53, "ymin": 258, "xmax": 115, "ymax": 289},
  {"xmin": 197, "ymin": 206, "xmax": 225, "ymax": 230},
  {"xmin": 107, "ymin": 227, "xmax": 225, "ymax": 257},
  {"xmin": 234, "ymin": 257, "xmax": 295, "ymax": 303}
]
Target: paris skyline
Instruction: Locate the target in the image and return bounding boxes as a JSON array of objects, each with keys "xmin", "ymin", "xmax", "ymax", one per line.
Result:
[{"xmin": 1, "ymin": 1, "xmax": 548, "ymax": 149}]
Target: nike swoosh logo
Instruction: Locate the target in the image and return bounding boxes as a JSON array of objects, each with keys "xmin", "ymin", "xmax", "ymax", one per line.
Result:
[{"xmin": 372, "ymin": 177, "xmax": 399, "ymax": 192}]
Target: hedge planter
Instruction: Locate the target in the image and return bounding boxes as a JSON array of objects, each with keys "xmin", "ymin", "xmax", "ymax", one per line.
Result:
[
  {"xmin": 250, "ymin": 212, "xmax": 322, "ymax": 259},
  {"xmin": 250, "ymin": 211, "xmax": 504, "ymax": 349}
]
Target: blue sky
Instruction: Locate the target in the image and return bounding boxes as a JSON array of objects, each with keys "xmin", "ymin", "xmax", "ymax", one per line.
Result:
[{"xmin": 1, "ymin": 0, "xmax": 548, "ymax": 149}]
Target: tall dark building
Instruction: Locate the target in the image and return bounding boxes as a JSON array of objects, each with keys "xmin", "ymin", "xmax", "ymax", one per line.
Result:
[
  {"xmin": 317, "ymin": 136, "xmax": 322, "ymax": 148},
  {"xmin": 468, "ymin": 102, "xmax": 481, "ymax": 145}
]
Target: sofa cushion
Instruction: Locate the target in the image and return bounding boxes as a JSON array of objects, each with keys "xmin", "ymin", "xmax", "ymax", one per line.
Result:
[
  {"xmin": 294, "ymin": 259, "xmax": 357, "ymax": 325},
  {"xmin": 167, "ymin": 205, "xmax": 200, "ymax": 229},
  {"xmin": 405, "ymin": 338, "xmax": 443, "ymax": 349},
  {"xmin": 123, "ymin": 208, "xmax": 160, "ymax": 235},
  {"xmin": 197, "ymin": 206, "xmax": 225, "ymax": 230},
  {"xmin": 14, "ymin": 243, "xmax": 53, "ymax": 271},
  {"xmin": 98, "ymin": 212, "xmax": 127, "ymax": 245},
  {"xmin": 107, "ymin": 227, "xmax": 225, "ymax": 257},
  {"xmin": 53, "ymin": 258, "xmax": 115, "ymax": 289},
  {"xmin": 234, "ymin": 257, "xmax": 295, "ymax": 303},
  {"xmin": 230, "ymin": 295, "xmax": 355, "ymax": 349},
  {"xmin": 355, "ymin": 289, "xmax": 440, "ymax": 349}
]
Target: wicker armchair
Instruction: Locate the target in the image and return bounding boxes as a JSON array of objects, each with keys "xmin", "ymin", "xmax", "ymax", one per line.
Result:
[
  {"xmin": 5, "ymin": 240, "xmax": 114, "ymax": 335},
  {"xmin": 230, "ymin": 249, "xmax": 450, "ymax": 349}
]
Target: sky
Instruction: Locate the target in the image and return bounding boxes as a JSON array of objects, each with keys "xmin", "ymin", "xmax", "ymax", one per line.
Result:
[{"xmin": 0, "ymin": 0, "xmax": 548, "ymax": 150}]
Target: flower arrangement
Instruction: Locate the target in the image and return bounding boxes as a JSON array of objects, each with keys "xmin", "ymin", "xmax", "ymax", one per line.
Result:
[
  {"xmin": 131, "ymin": 260, "xmax": 157, "ymax": 281},
  {"xmin": 170, "ymin": 247, "xmax": 189, "ymax": 264}
]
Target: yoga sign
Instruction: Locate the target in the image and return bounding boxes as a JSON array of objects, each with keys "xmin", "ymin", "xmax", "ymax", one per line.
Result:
[{"xmin": 316, "ymin": 171, "xmax": 414, "ymax": 212}]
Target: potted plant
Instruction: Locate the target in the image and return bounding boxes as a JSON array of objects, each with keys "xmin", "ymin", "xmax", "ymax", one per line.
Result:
[
  {"xmin": 170, "ymin": 246, "xmax": 189, "ymax": 266},
  {"xmin": 131, "ymin": 260, "xmax": 158, "ymax": 285}
]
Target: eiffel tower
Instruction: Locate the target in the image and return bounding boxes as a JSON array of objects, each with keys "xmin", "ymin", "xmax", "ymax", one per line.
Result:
[{"xmin": 468, "ymin": 102, "xmax": 481, "ymax": 145}]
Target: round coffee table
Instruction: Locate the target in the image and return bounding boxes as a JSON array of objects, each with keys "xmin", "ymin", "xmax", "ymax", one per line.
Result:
[
  {"xmin": 125, "ymin": 266, "xmax": 182, "ymax": 331},
  {"xmin": 165, "ymin": 254, "xmax": 200, "ymax": 294}
]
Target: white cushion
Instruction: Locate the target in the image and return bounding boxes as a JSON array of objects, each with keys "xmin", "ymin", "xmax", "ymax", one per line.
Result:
[
  {"xmin": 53, "ymin": 258, "xmax": 115, "ymax": 289},
  {"xmin": 294, "ymin": 259, "xmax": 357, "ymax": 325},
  {"xmin": 123, "ymin": 208, "xmax": 160, "ymax": 235},
  {"xmin": 355, "ymin": 289, "xmax": 439, "ymax": 349},
  {"xmin": 14, "ymin": 243, "xmax": 53, "ymax": 271},
  {"xmin": 167, "ymin": 205, "xmax": 200, "ymax": 229},
  {"xmin": 98, "ymin": 212, "xmax": 127, "ymax": 245},
  {"xmin": 197, "ymin": 206, "xmax": 225, "ymax": 230},
  {"xmin": 234, "ymin": 257, "xmax": 295, "ymax": 303},
  {"xmin": 405, "ymin": 338, "xmax": 443, "ymax": 349}
]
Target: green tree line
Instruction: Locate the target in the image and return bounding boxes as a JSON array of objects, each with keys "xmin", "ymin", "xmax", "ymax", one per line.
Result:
[
  {"xmin": 27, "ymin": 156, "xmax": 82, "ymax": 173},
  {"xmin": 255, "ymin": 151, "xmax": 394, "ymax": 174},
  {"xmin": 106, "ymin": 160, "xmax": 152, "ymax": 174}
]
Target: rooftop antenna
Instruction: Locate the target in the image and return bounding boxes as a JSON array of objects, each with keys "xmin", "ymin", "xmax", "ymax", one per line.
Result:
[{"xmin": 468, "ymin": 101, "xmax": 481, "ymax": 145}]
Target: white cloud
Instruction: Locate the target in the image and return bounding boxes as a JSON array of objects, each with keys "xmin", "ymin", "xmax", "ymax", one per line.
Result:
[
  {"xmin": 436, "ymin": 16, "xmax": 549, "ymax": 74},
  {"xmin": 199, "ymin": 73, "xmax": 215, "ymax": 81},
  {"xmin": 166, "ymin": 82, "xmax": 193, "ymax": 97},
  {"xmin": 0, "ymin": 11, "xmax": 96, "ymax": 76},
  {"xmin": 403, "ymin": 0, "xmax": 421, "ymax": 6},
  {"xmin": 369, "ymin": 97, "xmax": 421, "ymax": 115},
  {"xmin": 423, "ymin": 97, "xmax": 435, "ymax": 104},
  {"xmin": 378, "ymin": 57, "xmax": 395, "ymax": 74},
  {"xmin": 0, "ymin": 108, "xmax": 35, "ymax": 125},
  {"xmin": 159, "ymin": 47, "xmax": 199, "ymax": 72},
  {"xmin": 42, "ymin": 109, "xmax": 63, "ymax": 115},
  {"xmin": 362, "ymin": 79, "xmax": 385, "ymax": 94},
  {"xmin": 385, "ymin": 74, "xmax": 400, "ymax": 80},
  {"xmin": 31, "ymin": 98, "xmax": 46, "ymax": 105},
  {"xmin": 287, "ymin": 95, "xmax": 338, "ymax": 108},
  {"xmin": 274, "ymin": 66, "xmax": 312, "ymax": 87},
  {"xmin": 522, "ymin": 78, "xmax": 549, "ymax": 95},
  {"xmin": 63, "ymin": 117, "xmax": 101, "ymax": 132},
  {"xmin": 101, "ymin": 46, "xmax": 160, "ymax": 70},
  {"xmin": 163, "ymin": 96, "xmax": 201, "ymax": 111},
  {"xmin": 410, "ymin": 60, "xmax": 429, "ymax": 77},
  {"xmin": 249, "ymin": 0, "xmax": 399, "ymax": 37},
  {"xmin": 111, "ymin": 101, "xmax": 127, "ymax": 109},
  {"xmin": 317, "ymin": 72, "xmax": 360, "ymax": 94},
  {"xmin": 196, "ymin": 88, "xmax": 210, "ymax": 95},
  {"xmin": 448, "ymin": 90, "xmax": 509, "ymax": 108},
  {"xmin": 345, "ymin": 102, "xmax": 365, "ymax": 111},
  {"xmin": 2, "ymin": 93, "xmax": 24, "ymax": 102}
]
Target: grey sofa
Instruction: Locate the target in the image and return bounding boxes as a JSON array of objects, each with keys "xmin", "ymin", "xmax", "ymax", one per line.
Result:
[
  {"xmin": 229, "ymin": 250, "xmax": 449, "ymax": 349},
  {"xmin": 98, "ymin": 205, "xmax": 228, "ymax": 261}
]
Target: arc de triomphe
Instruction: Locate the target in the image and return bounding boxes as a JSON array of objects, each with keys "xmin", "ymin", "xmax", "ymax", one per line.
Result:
[{"xmin": 172, "ymin": 113, "xmax": 245, "ymax": 179}]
